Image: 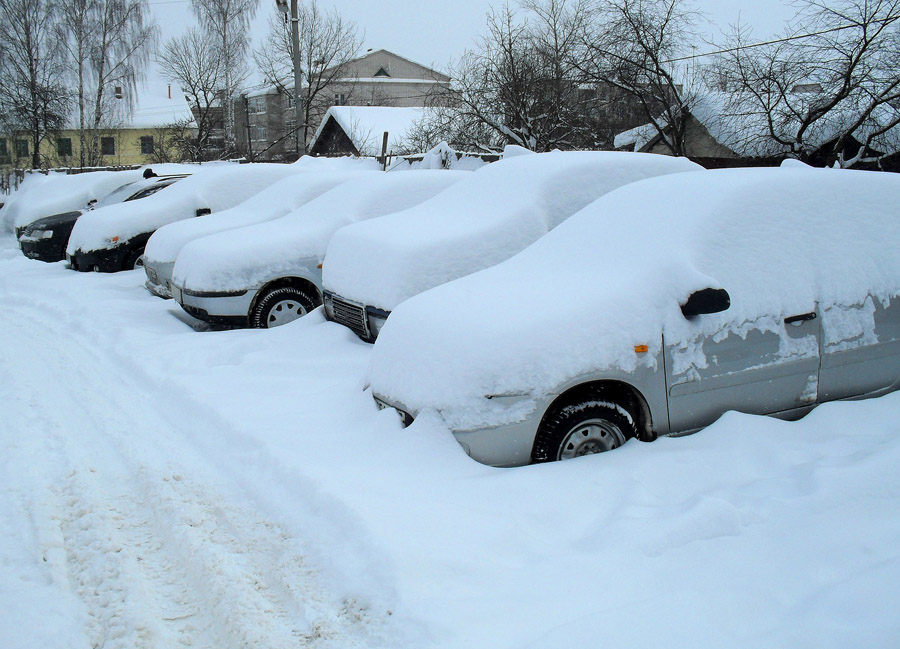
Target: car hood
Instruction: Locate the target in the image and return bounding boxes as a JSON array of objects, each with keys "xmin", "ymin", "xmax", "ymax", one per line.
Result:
[{"xmin": 26, "ymin": 210, "xmax": 83, "ymax": 230}]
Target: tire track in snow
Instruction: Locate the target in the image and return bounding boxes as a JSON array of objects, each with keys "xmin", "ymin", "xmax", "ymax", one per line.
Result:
[{"xmin": 0, "ymin": 281, "xmax": 394, "ymax": 649}]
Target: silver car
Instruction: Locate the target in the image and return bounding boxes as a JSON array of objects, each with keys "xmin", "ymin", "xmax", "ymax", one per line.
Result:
[{"xmin": 367, "ymin": 166, "xmax": 900, "ymax": 467}]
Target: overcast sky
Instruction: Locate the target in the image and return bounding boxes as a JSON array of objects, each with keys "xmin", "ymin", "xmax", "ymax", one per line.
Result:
[{"xmin": 148, "ymin": 0, "xmax": 799, "ymax": 87}]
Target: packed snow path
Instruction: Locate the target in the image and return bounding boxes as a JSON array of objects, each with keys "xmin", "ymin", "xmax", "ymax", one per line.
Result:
[{"xmin": 0, "ymin": 251, "xmax": 394, "ymax": 648}]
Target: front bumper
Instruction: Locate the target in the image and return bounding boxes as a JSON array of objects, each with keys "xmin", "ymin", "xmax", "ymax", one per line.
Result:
[
  {"xmin": 323, "ymin": 290, "xmax": 391, "ymax": 342},
  {"xmin": 143, "ymin": 260, "xmax": 175, "ymax": 299},
  {"xmin": 373, "ymin": 393, "xmax": 542, "ymax": 467},
  {"xmin": 172, "ymin": 282, "xmax": 255, "ymax": 327},
  {"xmin": 19, "ymin": 236, "xmax": 67, "ymax": 263},
  {"xmin": 67, "ymin": 247, "xmax": 127, "ymax": 272}
]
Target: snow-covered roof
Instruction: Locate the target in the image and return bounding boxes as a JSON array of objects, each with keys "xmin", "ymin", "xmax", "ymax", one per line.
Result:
[{"xmin": 309, "ymin": 106, "xmax": 432, "ymax": 155}]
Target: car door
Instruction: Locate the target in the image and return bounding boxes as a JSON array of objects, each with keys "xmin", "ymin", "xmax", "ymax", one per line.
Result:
[
  {"xmin": 819, "ymin": 293, "xmax": 900, "ymax": 401},
  {"xmin": 664, "ymin": 309, "xmax": 821, "ymax": 433}
]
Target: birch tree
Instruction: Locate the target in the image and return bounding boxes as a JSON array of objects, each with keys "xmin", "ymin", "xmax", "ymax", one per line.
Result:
[
  {"xmin": 57, "ymin": 0, "xmax": 158, "ymax": 166},
  {"xmin": 0, "ymin": 0, "xmax": 70, "ymax": 169},
  {"xmin": 191, "ymin": 0, "xmax": 259, "ymax": 154}
]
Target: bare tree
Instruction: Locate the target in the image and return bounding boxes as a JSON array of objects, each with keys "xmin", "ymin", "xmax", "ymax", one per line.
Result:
[
  {"xmin": 712, "ymin": 0, "xmax": 900, "ymax": 167},
  {"xmin": 191, "ymin": 0, "xmax": 259, "ymax": 154},
  {"xmin": 252, "ymin": 0, "xmax": 361, "ymax": 153},
  {"xmin": 157, "ymin": 28, "xmax": 228, "ymax": 160},
  {"xmin": 576, "ymin": 0, "xmax": 703, "ymax": 156},
  {"xmin": 410, "ymin": 1, "xmax": 596, "ymax": 152},
  {"xmin": 0, "ymin": 0, "xmax": 70, "ymax": 169},
  {"xmin": 57, "ymin": 0, "xmax": 158, "ymax": 166}
]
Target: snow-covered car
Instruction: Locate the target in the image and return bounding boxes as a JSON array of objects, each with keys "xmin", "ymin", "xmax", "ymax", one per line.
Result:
[
  {"xmin": 143, "ymin": 165, "xmax": 376, "ymax": 298},
  {"xmin": 170, "ymin": 169, "xmax": 470, "ymax": 328},
  {"xmin": 368, "ymin": 166, "xmax": 900, "ymax": 467},
  {"xmin": 17, "ymin": 174, "xmax": 188, "ymax": 263},
  {"xmin": 4, "ymin": 168, "xmax": 148, "ymax": 235},
  {"xmin": 322, "ymin": 150, "xmax": 702, "ymax": 342},
  {"xmin": 66, "ymin": 163, "xmax": 303, "ymax": 272}
]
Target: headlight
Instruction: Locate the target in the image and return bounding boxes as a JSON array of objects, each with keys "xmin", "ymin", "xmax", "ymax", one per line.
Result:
[
  {"xmin": 365, "ymin": 306, "xmax": 391, "ymax": 339},
  {"xmin": 29, "ymin": 229, "xmax": 53, "ymax": 239}
]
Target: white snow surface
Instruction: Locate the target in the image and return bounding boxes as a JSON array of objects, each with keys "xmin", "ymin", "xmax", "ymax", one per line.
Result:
[
  {"xmin": 323, "ymin": 151, "xmax": 703, "ymax": 311},
  {"xmin": 2, "ymin": 230, "xmax": 899, "ymax": 649},
  {"xmin": 4, "ymin": 169, "xmax": 151, "ymax": 231},
  {"xmin": 143, "ymin": 166, "xmax": 377, "ymax": 265},
  {"xmin": 368, "ymin": 166, "xmax": 900, "ymax": 423},
  {"xmin": 172, "ymin": 169, "xmax": 469, "ymax": 293},
  {"xmin": 67, "ymin": 162, "xmax": 304, "ymax": 254}
]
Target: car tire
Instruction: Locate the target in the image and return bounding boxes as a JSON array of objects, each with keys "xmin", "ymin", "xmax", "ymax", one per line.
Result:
[
  {"xmin": 251, "ymin": 286, "xmax": 318, "ymax": 328},
  {"xmin": 123, "ymin": 247, "xmax": 145, "ymax": 271},
  {"xmin": 531, "ymin": 392, "xmax": 636, "ymax": 463}
]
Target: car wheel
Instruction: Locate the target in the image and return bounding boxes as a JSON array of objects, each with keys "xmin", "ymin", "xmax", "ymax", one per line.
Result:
[
  {"xmin": 251, "ymin": 286, "xmax": 318, "ymax": 328},
  {"xmin": 531, "ymin": 393, "xmax": 636, "ymax": 463},
  {"xmin": 123, "ymin": 247, "xmax": 145, "ymax": 271}
]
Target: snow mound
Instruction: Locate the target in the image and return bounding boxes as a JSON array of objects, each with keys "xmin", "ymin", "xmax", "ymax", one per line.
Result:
[
  {"xmin": 172, "ymin": 170, "xmax": 470, "ymax": 293},
  {"xmin": 323, "ymin": 151, "xmax": 703, "ymax": 311},
  {"xmin": 368, "ymin": 166, "xmax": 900, "ymax": 421},
  {"xmin": 143, "ymin": 169, "xmax": 376, "ymax": 265},
  {"xmin": 67, "ymin": 163, "xmax": 304, "ymax": 254}
]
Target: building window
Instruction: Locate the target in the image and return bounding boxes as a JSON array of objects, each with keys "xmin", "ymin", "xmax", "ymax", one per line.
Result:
[
  {"xmin": 333, "ymin": 93, "xmax": 346, "ymax": 105},
  {"xmin": 247, "ymin": 96, "xmax": 267, "ymax": 114},
  {"xmin": 57, "ymin": 137, "xmax": 73, "ymax": 157},
  {"xmin": 140, "ymin": 136, "xmax": 154, "ymax": 154},
  {"xmin": 374, "ymin": 67, "xmax": 391, "ymax": 77},
  {"xmin": 101, "ymin": 136, "xmax": 115, "ymax": 156},
  {"xmin": 250, "ymin": 125, "xmax": 267, "ymax": 141},
  {"xmin": 0, "ymin": 139, "xmax": 8, "ymax": 162},
  {"xmin": 16, "ymin": 140, "xmax": 28, "ymax": 158}
]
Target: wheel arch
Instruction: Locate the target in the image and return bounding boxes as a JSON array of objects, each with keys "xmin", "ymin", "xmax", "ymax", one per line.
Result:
[
  {"xmin": 539, "ymin": 380, "xmax": 657, "ymax": 444},
  {"xmin": 249, "ymin": 276, "xmax": 323, "ymax": 317}
]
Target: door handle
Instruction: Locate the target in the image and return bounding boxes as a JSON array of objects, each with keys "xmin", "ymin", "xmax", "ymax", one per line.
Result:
[{"xmin": 785, "ymin": 312, "xmax": 817, "ymax": 325}]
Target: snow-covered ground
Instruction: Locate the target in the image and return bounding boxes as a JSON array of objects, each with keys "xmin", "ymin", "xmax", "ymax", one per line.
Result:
[{"xmin": 2, "ymin": 230, "xmax": 899, "ymax": 648}]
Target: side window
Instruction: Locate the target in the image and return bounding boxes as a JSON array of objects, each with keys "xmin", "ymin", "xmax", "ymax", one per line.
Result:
[{"xmin": 101, "ymin": 136, "xmax": 116, "ymax": 156}]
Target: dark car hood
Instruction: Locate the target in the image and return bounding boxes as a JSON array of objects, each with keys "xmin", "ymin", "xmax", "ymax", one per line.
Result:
[{"xmin": 26, "ymin": 210, "xmax": 84, "ymax": 230}]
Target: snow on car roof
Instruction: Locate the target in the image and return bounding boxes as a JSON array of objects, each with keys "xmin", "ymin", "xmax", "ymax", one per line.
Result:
[
  {"xmin": 143, "ymin": 163, "xmax": 378, "ymax": 265},
  {"xmin": 67, "ymin": 163, "xmax": 306, "ymax": 254},
  {"xmin": 368, "ymin": 166, "xmax": 900, "ymax": 424},
  {"xmin": 171, "ymin": 169, "xmax": 471, "ymax": 293},
  {"xmin": 323, "ymin": 151, "xmax": 703, "ymax": 311}
]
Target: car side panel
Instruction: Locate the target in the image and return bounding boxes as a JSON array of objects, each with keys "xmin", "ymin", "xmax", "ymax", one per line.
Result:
[
  {"xmin": 665, "ymin": 315, "xmax": 821, "ymax": 433},
  {"xmin": 819, "ymin": 294, "xmax": 900, "ymax": 401}
]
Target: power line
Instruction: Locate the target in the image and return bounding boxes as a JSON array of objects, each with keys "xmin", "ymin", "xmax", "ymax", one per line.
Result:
[{"xmin": 664, "ymin": 16, "xmax": 900, "ymax": 63}]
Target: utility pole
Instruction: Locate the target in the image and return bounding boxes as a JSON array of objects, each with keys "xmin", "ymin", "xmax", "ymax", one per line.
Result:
[{"xmin": 276, "ymin": 0, "xmax": 303, "ymax": 157}]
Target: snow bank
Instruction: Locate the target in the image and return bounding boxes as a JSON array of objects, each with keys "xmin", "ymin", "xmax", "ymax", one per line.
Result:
[
  {"xmin": 368, "ymin": 166, "xmax": 900, "ymax": 421},
  {"xmin": 323, "ymin": 151, "xmax": 703, "ymax": 311},
  {"xmin": 143, "ymin": 169, "xmax": 376, "ymax": 265},
  {"xmin": 67, "ymin": 163, "xmax": 303, "ymax": 254},
  {"xmin": 172, "ymin": 170, "xmax": 470, "ymax": 293}
]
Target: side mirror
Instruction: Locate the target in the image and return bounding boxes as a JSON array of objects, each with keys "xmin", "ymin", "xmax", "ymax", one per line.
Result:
[
  {"xmin": 681, "ymin": 288, "xmax": 730, "ymax": 318},
  {"xmin": 195, "ymin": 207, "xmax": 211, "ymax": 217}
]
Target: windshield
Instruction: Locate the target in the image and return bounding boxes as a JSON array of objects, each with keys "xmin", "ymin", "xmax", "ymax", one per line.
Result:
[{"xmin": 92, "ymin": 180, "xmax": 141, "ymax": 208}]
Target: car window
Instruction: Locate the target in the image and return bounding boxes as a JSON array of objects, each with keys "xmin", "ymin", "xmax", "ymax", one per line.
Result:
[
  {"xmin": 93, "ymin": 181, "xmax": 141, "ymax": 208},
  {"xmin": 124, "ymin": 179, "xmax": 178, "ymax": 202}
]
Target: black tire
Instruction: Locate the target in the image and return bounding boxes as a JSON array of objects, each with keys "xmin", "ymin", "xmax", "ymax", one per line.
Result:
[
  {"xmin": 250, "ymin": 286, "xmax": 318, "ymax": 328},
  {"xmin": 123, "ymin": 247, "xmax": 145, "ymax": 271},
  {"xmin": 531, "ymin": 391, "xmax": 637, "ymax": 463}
]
